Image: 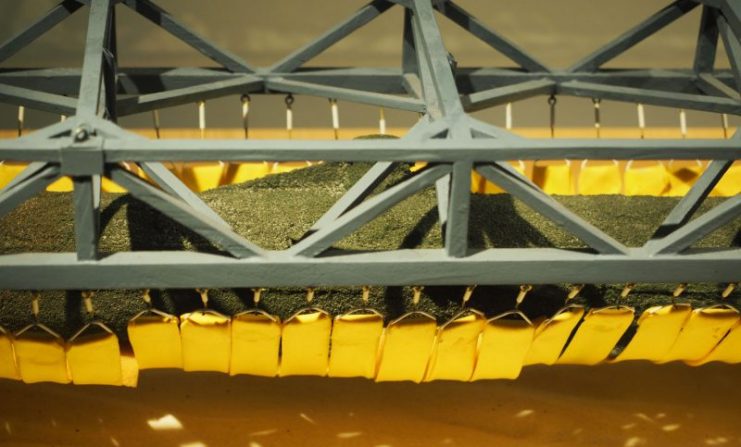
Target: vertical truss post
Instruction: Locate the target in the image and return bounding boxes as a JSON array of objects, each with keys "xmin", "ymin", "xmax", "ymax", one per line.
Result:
[
  {"xmin": 72, "ymin": 175, "xmax": 101, "ymax": 260},
  {"xmin": 694, "ymin": 6, "xmax": 719, "ymax": 73},
  {"xmin": 445, "ymin": 160, "xmax": 472, "ymax": 257},
  {"xmin": 77, "ymin": 0, "xmax": 114, "ymax": 118}
]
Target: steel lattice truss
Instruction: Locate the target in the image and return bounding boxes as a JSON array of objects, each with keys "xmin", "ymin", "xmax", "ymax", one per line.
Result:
[{"xmin": 0, "ymin": 0, "xmax": 739, "ymax": 290}]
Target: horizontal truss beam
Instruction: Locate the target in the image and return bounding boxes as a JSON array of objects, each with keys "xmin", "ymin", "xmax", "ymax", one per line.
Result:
[{"xmin": 0, "ymin": 248, "xmax": 738, "ymax": 289}]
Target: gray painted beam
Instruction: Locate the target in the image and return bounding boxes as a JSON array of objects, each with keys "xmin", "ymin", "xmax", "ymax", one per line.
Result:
[
  {"xmin": 122, "ymin": 0, "xmax": 254, "ymax": 73},
  {"xmin": 109, "ymin": 167, "xmax": 265, "ymax": 258},
  {"xmin": 306, "ymin": 161, "xmax": 398, "ymax": 235},
  {"xmin": 462, "ymin": 79, "xmax": 556, "ymax": 112},
  {"xmin": 720, "ymin": 0, "xmax": 741, "ymax": 38},
  {"xmin": 77, "ymin": 0, "xmax": 113, "ymax": 118},
  {"xmin": 648, "ymin": 160, "xmax": 732, "ymax": 241},
  {"xmin": 268, "ymin": 0, "xmax": 394, "ymax": 73},
  {"xmin": 72, "ymin": 176, "xmax": 100, "ymax": 260},
  {"xmin": 695, "ymin": 73, "xmax": 740, "ymax": 100},
  {"xmin": 0, "ymin": 83, "xmax": 77, "ymax": 115},
  {"xmin": 138, "ymin": 162, "xmax": 230, "ymax": 228},
  {"xmin": 0, "ymin": 0, "xmax": 84, "ymax": 64},
  {"xmin": 444, "ymin": 161, "xmax": 472, "ymax": 257},
  {"xmin": 0, "ymin": 164, "xmax": 61, "ymax": 220},
  {"xmin": 559, "ymin": 80, "xmax": 741, "ymax": 114},
  {"xmin": 265, "ymin": 77, "xmax": 426, "ymax": 113},
  {"xmin": 2, "ymin": 137, "xmax": 740, "ymax": 163},
  {"xmin": 718, "ymin": 15, "xmax": 741, "ymax": 93},
  {"xmin": 0, "ymin": 248, "xmax": 739, "ymax": 290},
  {"xmin": 435, "ymin": 174, "xmax": 450, "ymax": 235},
  {"xmin": 569, "ymin": 0, "xmax": 698, "ymax": 72},
  {"xmin": 435, "ymin": 1, "xmax": 549, "ymax": 73},
  {"xmin": 694, "ymin": 6, "xmax": 719, "ymax": 73},
  {"xmin": 476, "ymin": 164, "xmax": 629, "ymax": 255},
  {"xmin": 117, "ymin": 75, "xmax": 263, "ymax": 115},
  {"xmin": 288, "ymin": 164, "xmax": 451, "ymax": 257},
  {"xmin": 648, "ymin": 195, "xmax": 741, "ymax": 255}
]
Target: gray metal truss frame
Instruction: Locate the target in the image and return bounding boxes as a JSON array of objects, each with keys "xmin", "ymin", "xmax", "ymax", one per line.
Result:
[{"xmin": 0, "ymin": 0, "xmax": 739, "ymax": 290}]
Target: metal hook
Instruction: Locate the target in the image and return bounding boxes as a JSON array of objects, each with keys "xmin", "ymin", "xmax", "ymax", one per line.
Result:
[
  {"xmin": 548, "ymin": 95, "xmax": 557, "ymax": 138},
  {"xmin": 720, "ymin": 113, "xmax": 729, "ymax": 139},
  {"xmin": 196, "ymin": 288, "xmax": 209, "ymax": 308},
  {"xmin": 592, "ymin": 98, "xmax": 601, "ymax": 139},
  {"xmin": 679, "ymin": 108, "xmax": 687, "ymax": 139},
  {"xmin": 198, "ymin": 100, "xmax": 206, "ymax": 140},
  {"xmin": 252, "ymin": 287, "xmax": 264, "ymax": 306},
  {"xmin": 152, "ymin": 109, "xmax": 161, "ymax": 139},
  {"xmin": 379, "ymin": 108, "xmax": 386, "ymax": 135},
  {"xmin": 17, "ymin": 106, "xmax": 24, "ymax": 137},
  {"xmin": 412, "ymin": 286, "xmax": 424, "ymax": 306},
  {"xmin": 567, "ymin": 284, "xmax": 584, "ymax": 301},
  {"xmin": 516, "ymin": 285, "xmax": 532, "ymax": 308},
  {"xmin": 31, "ymin": 290, "xmax": 40, "ymax": 322},
  {"xmin": 285, "ymin": 94, "xmax": 294, "ymax": 140},
  {"xmin": 462, "ymin": 285, "xmax": 476, "ymax": 306},
  {"xmin": 82, "ymin": 290, "xmax": 95, "ymax": 317},
  {"xmin": 721, "ymin": 282, "xmax": 737, "ymax": 299},
  {"xmin": 362, "ymin": 286, "xmax": 370, "ymax": 306},
  {"xmin": 620, "ymin": 283, "xmax": 635, "ymax": 299},
  {"xmin": 636, "ymin": 103, "xmax": 645, "ymax": 139},
  {"xmin": 306, "ymin": 287, "xmax": 316, "ymax": 305},
  {"xmin": 142, "ymin": 289, "xmax": 152, "ymax": 308},
  {"xmin": 505, "ymin": 102, "xmax": 513, "ymax": 130},
  {"xmin": 241, "ymin": 94, "xmax": 251, "ymax": 140},
  {"xmin": 329, "ymin": 98, "xmax": 340, "ymax": 140}
]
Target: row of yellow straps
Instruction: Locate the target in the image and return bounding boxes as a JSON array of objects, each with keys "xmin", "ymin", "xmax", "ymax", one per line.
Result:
[
  {"xmin": 1, "ymin": 295, "xmax": 739, "ymax": 386},
  {"xmin": 0, "ymin": 159, "xmax": 739, "ymax": 196}
]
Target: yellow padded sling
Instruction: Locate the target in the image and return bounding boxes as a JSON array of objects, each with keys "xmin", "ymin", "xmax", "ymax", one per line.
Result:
[
  {"xmin": 230, "ymin": 310, "xmax": 281, "ymax": 377},
  {"xmin": 666, "ymin": 160, "xmax": 705, "ymax": 196},
  {"xmin": 280, "ymin": 309, "xmax": 331, "ymax": 377},
  {"xmin": 523, "ymin": 305, "xmax": 584, "ymax": 366},
  {"xmin": 0, "ymin": 327, "xmax": 19, "ymax": 380},
  {"xmin": 623, "ymin": 161, "xmax": 670, "ymax": 196},
  {"xmin": 532, "ymin": 160, "xmax": 573, "ymax": 195},
  {"xmin": 376, "ymin": 312, "xmax": 436, "ymax": 383},
  {"xmin": 471, "ymin": 161, "xmax": 526, "ymax": 194},
  {"xmin": 67, "ymin": 324, "xmax": 123, "ymax": 386},
  {"xmin": 181, "ymin": 162, "xmax": 225, "ymax": 192},
  {"xmin": 0, "ymin": 162, "xmax": 26, "ymax": 190},
  {"xmin": 425, "ymin": 310, "xmax": 485, "ymax": 382},
  {"xmin": 328, "ymin": 310, "xmax": 384, "ymax": 379},
  {"xmin": 127, "ymin": 312, "xmax": 183, "ymax": 370},
  {"xmin": 660, "ymin": 306, "xmax": 739, "ymax": 363},
  {"xmin": 471, "ymin": 311, "xmax": 535, "ymax": 380},
  {"xmin": 577, "ymin": 160, "xmax": 622, "ymax": 195},
  {"xmin": 180, "ymin": 310, "xmax": 231, "ymax": 373},
  {"xmin": 614, "ymin": 304, "xmax": 692, "ymax": 362},
  {"xmin": 221, "ymin": 162, "xmax": 271, "ymax": 185},
  {"xmin": 14, "ymin": 328, "xmax": 69, "ymax": 384},
  {"xmin": 710, "ymin": 161, "xmax": 741, "ymax": 197},
  {"xmin": 690, "ymin": 319, "xmax": 741, "ymax": 365},
  {"xmin": 558, "ymin": 306, "xmax": 634, "ymax": 365}
]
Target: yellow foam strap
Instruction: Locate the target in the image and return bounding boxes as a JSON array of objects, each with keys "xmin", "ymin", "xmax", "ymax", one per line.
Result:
[
  {"xmin": 0, "ymin": 162, "xmax": 26, "ymax": 190},
  {"xmin": 614, "ymin": 304, "xmax": 691, "ymax": 362},
  {"xmin": 180, "ymin": 310, "xmax": 231, "ymax": 373},
  {"xmin": 67, "ymin": 324, "xmax": 123, "ymax": 386},
  {"xmin": 230, "ymin": 311, "xmax": 281, "ymax": 377},
  {"xmin": 660, "ymin": 306, "xmax": 739, "ymax": 363},
  {"xmin": 271, "ymin": 161, "xmax": 311, "ymax": 175},
  {"xmin": 13, "ymin": 328, "xmax": 70, "ymax": 384},
  {"xmin": 532, "ymin": 160, "xmax": 573, "ymax": 195},
  {"xmin": 0, "ymin": 327, "xmax": 20, "ymax": 380},
  {"xmin": 425, "ymin": 311, "xmax": 484, "ymax": 381},
  {"xmin": 471, "ymin": 161, "xmax": 526, "ymax": 194},
  {"xmin": 577, "ymin": 160, "xmax": 622, "ymax": 195},
  {"xmin": 710, "ymin": 161, "xmax": 741, "ymax": 197},
  {"xmin": 280, "ymin": 309, "xmax": 331, "ymax": 377},
  {"xmin": 127, "ymin": 312, "xmax": 183, "ymax": 370},
  {"xmin": 221, "ymin": 162, "xmax": 272, "ymax": 185},
  {"xmin": 691, "ymin": 319, "xmax": 741, "ymax": 365},
  {"xmin": 666, "ymin": 161, "xmax": 705, "ymax": 196},
  {"xmin": 524, "ymin": 305, "xmax": 585, "ymax": 366},
  {"xmin": 328, "ymin": 311, "xmax": 384, "ymax": 379},
  {"xmin": 376, "ymin": 312, "xmax": 437, "ymax": 383},
  {"xmin": 624, "ymin": 161, "xmax": 670, "ymax": 196},
  {"xmin": 471, "ymin": 312, "xmax": 535, "ymax": 380},
  {"xmin": 180, "ymin": 163, "xmax": 225, "ymax": 192},
  {"xmin": 558, "ymin": 307, "xmax": 634, "ymax": 365}
]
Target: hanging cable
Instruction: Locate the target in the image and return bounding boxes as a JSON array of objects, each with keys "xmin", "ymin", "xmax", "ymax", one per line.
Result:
[
  {"xmin": 329, "ymin": 98, "xmax": 340, "ymax": 140},
  {"xmin": 505, "ymin": 102, "xmax": 513, "ymax": 130},
  {"xmin": 379, "ymin": 108, "xmax": 387, "ymax": 135},
  {"xmin": 198, "ymin": 101, "xmax": 206, "ymax": 140},
  {"xmin": 679, "ymin": 108, "xmax": 687, "ymax": 139},
  {"xmin": 241, "ymin": 94, "xmax": 251, "ymax": 140},
  {"xmin": 720, "ymin": 113, "xmax": 729, "ymax": 139},
  {"xmin": 592, "ymin": 98, "xmax": 601, "ymax": 138},
  {"xmin": 152, "ymin": 109, "xmax": 161, "ymax": 139},
  {"xmin": 285, "ymin": 94, "xmax": 294, "ymax": 140},
  {"xmin": 17, "ymin": 106, "xmax": 25, "ymax": 137},
  {"xmin": 548, "ymin": 95, "xmax": 557, "ymax": 138},
  {"xmin": 637, "ymin": 103, "xmax": 645, "ymax": 139}
]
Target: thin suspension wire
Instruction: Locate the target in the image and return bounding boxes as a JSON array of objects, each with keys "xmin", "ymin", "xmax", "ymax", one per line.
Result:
[
  {"xmin": 379, "ymin": 108, "xmax": 387, "ymax": 135},
  {"xmin": 241, "ymin": 94, "xmax": 251, "ymax": 140},
  {"xmin": 679, "ymin": 108, "xmax": 687, "ymax": 139},
  {"xmin": 330, "ymin": 98, "xmax": 339, "ymax": 140},
  {"xmin": 720, "ymin": 113, "xmax": 729, "ymax": 139},
  {"xmin": 637, "ymin": 103, "xmax": 645, "ymax": 139},
  {"xmin": 198, "ymin": 100, "xmax": 206, "ymax": 140},
  {"xmin": 505, "ymin": 102, "xmax": 513, "ymax": 130},
  {"xmin": 548, "ymin": 95, "xmax": 557, "ymax": 138},
  {"xmin": 17, "ymin": 106, "xmax": 24, "ymax": 137},
  {"xmin": 592, "ymin": 98, "xmax": 601, "ymax": 138},
  {"xmin": 285, "ymin": 94, "xmax": 294, "ymax": 140},
  {"xmin": 152, "ymin": 109, "xmax": 161, "ymax": 139}
]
